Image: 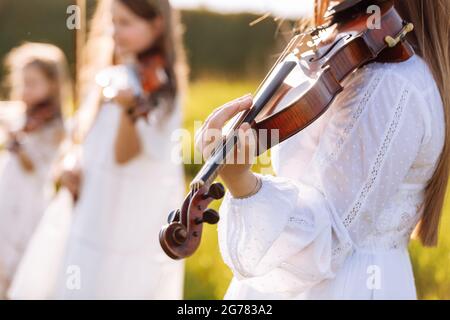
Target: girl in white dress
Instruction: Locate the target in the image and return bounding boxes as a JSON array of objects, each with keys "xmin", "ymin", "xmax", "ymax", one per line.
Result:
[
  {"xmin": 196, "ymin": 0, "xmax": 450, "ymax": 299},
  {"xmin": 0, "ymin": 43, "xmax": 70, "ymax": 298},
  {"xmin": 50, "ymin": 0, "xmax": 187, "ymax": 299}
]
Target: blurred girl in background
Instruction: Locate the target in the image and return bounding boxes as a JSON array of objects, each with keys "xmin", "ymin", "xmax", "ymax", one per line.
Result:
[
  {"xmin": 0, "ymin": 43, "xmax": 71, "ymax": 298},
  {"xmin": 48, "ymin": 0, "xmax": 187, "ymax": 299}
]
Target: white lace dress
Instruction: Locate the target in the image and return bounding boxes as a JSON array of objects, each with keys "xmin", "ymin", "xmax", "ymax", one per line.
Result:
[
  {"xmin": 218, "ymin": 55, "xmax": 445, "ymax": 300},
  {"xmin": 0, "ymin": 121, "xmax": 63, "ymax": 298},
  {"xmin": 51, "ymin": 94, "xmax": 186, "ymax": 299}
]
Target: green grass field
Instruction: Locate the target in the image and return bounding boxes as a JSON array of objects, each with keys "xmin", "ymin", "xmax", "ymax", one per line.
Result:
[{"xmin": 181, "ymin": 78, "xmax": 450, "ymax": 300}]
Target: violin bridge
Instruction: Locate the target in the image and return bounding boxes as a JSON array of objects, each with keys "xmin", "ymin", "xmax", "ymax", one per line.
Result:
[{"xmin": 294, "ymin": 33, "xmax": 317, "ymax": 58}]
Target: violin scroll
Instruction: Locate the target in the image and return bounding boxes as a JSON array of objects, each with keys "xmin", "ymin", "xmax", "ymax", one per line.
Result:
[{"xmin": 159, "ymin": 182, "xmax": 225, "ymax": 260}]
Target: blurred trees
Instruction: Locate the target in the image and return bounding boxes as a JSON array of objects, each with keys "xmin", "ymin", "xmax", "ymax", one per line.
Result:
[
  {"xmin": 0, "ymin": 0, "xmax": 74, "ymax": 97},
  {"xmin": 0, "ymin": 0, "xmax": 292, "ymax": 97}
]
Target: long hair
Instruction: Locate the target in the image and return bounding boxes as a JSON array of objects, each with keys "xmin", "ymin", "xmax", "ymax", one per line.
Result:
[
  {"xmin": 118, "ymin": 0, "xmax": 188, "ymax": 99},
  {"xmin": 315, "ymin": 0, "xmax": 331, "ymax": 25},
  {"xmin": 394, "ymin": 0, "xmax": 450, "ymax": 247},
  {"xmin": 74, "ymin": 0, "xmax": 187, "ymax": 143},
  {"xmin": 4, "ymin": 42, "xmax": 73, "ymax": 118}
]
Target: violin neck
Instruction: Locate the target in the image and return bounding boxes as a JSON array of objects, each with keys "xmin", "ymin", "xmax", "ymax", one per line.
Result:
[
  {"xmin": 243, "ymin": 60, "xmax": 297, "ymax": 123},
  {"xmin": 190, "ymin": 59, "xmax": 297, "ymax": 191}
]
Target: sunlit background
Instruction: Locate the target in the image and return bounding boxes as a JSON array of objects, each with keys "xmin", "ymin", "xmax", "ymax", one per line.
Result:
[{"xmin": 0, "ymin": 0, "xmax": 449, "ymax": 300}]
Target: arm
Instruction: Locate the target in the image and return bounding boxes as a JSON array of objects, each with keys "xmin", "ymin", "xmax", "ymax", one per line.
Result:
[
  {"xmin": 113, "ymin": 89, "xmax": 142, "ymax": 164},
  {"xmin": 114, "ymin": 108, "xmax": 142, "ymax": 164},
  {"xmin": 16, "ymin": 148, "xmax": 35, "ymax": 172},
  {"xmin": 113, "ymin": 89, "xmax": 180, "ymax": 163}
]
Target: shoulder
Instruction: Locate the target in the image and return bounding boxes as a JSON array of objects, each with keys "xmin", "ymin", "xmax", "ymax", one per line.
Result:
[
  {"xmin": 345, "ymin": 55, "xmax": 436, "ymax": 98},
  {"xmin": 335, "ymin": 55, "xmax": 438, "ymax": 120},
  {"xmin": 324, "ymin": 56, "xmax": 438, "ymax": 148}
]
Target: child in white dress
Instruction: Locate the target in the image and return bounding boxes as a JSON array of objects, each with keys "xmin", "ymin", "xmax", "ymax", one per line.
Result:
[
  {"xmin": 196, "ymin": 0, "xmax": 449, "ymax": 299},
  {"xmin": 47, "ymin": 0, "xmax": 187, "ymax": 299},
  {"xmin": 0, "ymin": 43, "xmax": 70, "ymax": 298}
]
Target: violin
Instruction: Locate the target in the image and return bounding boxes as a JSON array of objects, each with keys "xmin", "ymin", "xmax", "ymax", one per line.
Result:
[
  {"xmin": 96, "ymin": 50, "xmax": 169, "ymax": 122},
  {"xmin": 159, "ymin": 0, "xmax": 416, "ymax": 259},
  {"xmin": 129, "ymin": 52, "xmax": 169, "ymax": 121},
  {"xmin": 6, "ymin": 100, "xmax": 61, "ymax": 153},
  {"xmin": 22, "ymin": 100, "xmax": 62, "ymax": 133}
]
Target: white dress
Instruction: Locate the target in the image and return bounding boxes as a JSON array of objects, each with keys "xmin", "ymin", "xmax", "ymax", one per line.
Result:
[
  {"xmin": 0, "ymin": 120, "xmax": 63, "ymax": 298},
  {"xmin": 52, "ymin": 92, "xmax": 186, "ymax": 299},
  {"xmin": 218, "ymin": 55, "xmax": 445, "ymax": 300}
]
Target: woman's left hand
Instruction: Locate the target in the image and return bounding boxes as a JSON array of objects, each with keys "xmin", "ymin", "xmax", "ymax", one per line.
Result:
[{"xmin": 195, "ymin": 94, "xmax": 261, "ymax": 198}]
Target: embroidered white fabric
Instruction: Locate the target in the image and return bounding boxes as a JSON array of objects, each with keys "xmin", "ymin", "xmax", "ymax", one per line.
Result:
[{"xmin": 218, "ymin": 55, "xmax": 445, "ymax": 299}]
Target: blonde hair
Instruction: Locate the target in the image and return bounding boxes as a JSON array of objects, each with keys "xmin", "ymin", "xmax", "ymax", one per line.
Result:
[
  {"xmin": 395, "ymin": 0, "xmax": 450, "ymax": 246},
  {"xmin": 74, "ymin": 0, "xmax": 187, "ymax": 143},
  {"xmin": 4, "ymin": 42, "xmax": 73, "ymax": 117},
  {"xmin": 315, "ymin": 0, "xmax": 331, "ymax": 25}
]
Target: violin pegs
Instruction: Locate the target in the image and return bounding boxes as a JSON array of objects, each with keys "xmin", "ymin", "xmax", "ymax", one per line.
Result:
[
  {"xmin": 203, "ymin": 209, "xmax": 220, "ymax": 225},
  {"xmin": 167, "ymin": 209, "xmax": 180, "ymax": 224},
  {"xmin": 203, "ymin": 183, "xmax": 225, "ymax": 200},
  {"xmin": 195, "ymin": 208, "xmax": 220, "ymax": 225}
]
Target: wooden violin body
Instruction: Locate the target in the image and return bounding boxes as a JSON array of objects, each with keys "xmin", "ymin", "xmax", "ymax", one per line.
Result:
[
  {"xmin": 160, "ymin": 183, "xmax": 224, "ymax": 259},
  {"xmin": 5, "ymin": 100, "xmax": 61, "ymax": 150},
  {"xmin": 160, "ymin": 1, "xmax": 415, "ymax": 260},
  {"xmin": 22, "ymin": 101, "xmax": 61, "ymax": 133},
  {"xmin": 252, "ymin": 1, "xmax": 414, "ymax": 154},
  {"xmin": 139, "ymin": 54, "xmax": 167, "ymax": 94}
]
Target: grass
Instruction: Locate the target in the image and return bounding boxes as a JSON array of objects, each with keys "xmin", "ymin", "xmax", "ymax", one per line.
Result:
[
  {"xmin": 410, "ymin": 194, "xmax": 450, "ymax": 299},
  {"xmin": 181, "ymin": 78, "xmax": 258, "ymax": 300},
  {"xmin": 181, "ymin": 78, "xmax": 450, "ymax": 300}
]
